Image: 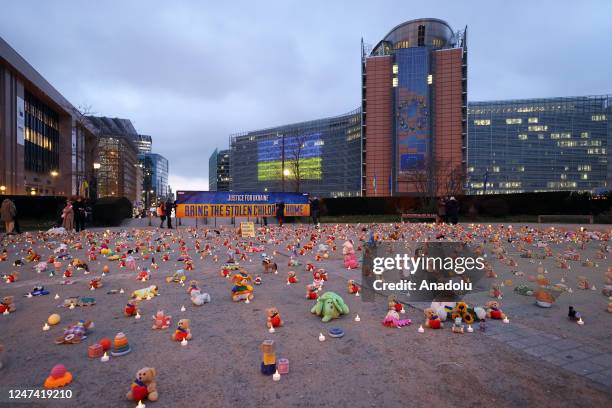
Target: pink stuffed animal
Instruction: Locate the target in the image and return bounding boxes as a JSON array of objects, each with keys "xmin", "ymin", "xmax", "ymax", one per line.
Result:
[
  {"xmin": 151, "ymin": 310, "xmax": 171, "ymax": 330},
  {"xmin": 342, "ymin": 241, "xmax": 359, "ymax": 269}
]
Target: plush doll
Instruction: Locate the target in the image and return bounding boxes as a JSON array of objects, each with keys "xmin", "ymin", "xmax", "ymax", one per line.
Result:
[
  {"xmin": 306, "ymin": 284, "xmax": 319, "ymax": 300},
  {"xmin": 124, "ymin": 300, "xmax": 140, "ymax": 317},
  {"xmin": 172, "ymin": 319, "xmax": 192, "ymax": 341},
  {"xmin": 152, "ymin": 310, "xmax": 172, "ymax": 329},
  {"xmin": 55, "ymin": 320, "xmax": 93, "ymax": 344},
  {"xmin": 231, "ymin": 270, "xmax": 254, "ymax": 302},
  {"xmin": 190, "ymin": 289, "xmax": 211, "ymax": 306},
  {"xmin": 254, "ymin": 275, "xmax": 262, "ymax": 285},
  {"xmin": 187, "ymin": 280, "xmax": 199, "ymax": 294},
  {"xmin": 3, "ymin": 272, "xmax": 18, "ymax": 283},
  {"xmin": 0, "ymin": 296, "xmax": 16, "ymax": 313},
  {"xmin": 89, "ymin": 277, "xmax": 103, "ymax": 289},
  {"xmin": 484, "ymin": 300, "xmax": 506, "ymax": 320},
  {"xmin": 35, "ymin": 262, "xmax": 48, "ymax": 273},
  {"xmin": 347, "ymin": 280, "xmax": 360, "ymax": 295},
  {"xmin": 423, "ymin": 307, "xmax": 443, "ymax": 329},
  {"xmin": 138, "ymin": 269, "xmax": 151, "ymax": 281},
  {"xmin": 310, "ymin": 292, "xmax": 350, "ymax": 322},
  {"xmin": 262, "ymin": 257, "xmax": 277, "ymax": 273},
  {"xmin": 287, "ymin": 271, "xmax": 298, "ymax": 284},
  {"xmin": 568, "ymin": 306, "xmax": 582, "ymax": 321},
  {"xmin": 388, "ymin": 295, "xmax": 405, "ymax": 314},
  {"xmin": 266, "ymin": 307, "xmax": 283, "ymax": 329},
  {"xmin": 451, "ymin": 317, "xmax": 464, "ymax": 333},
  {"xmin": 126, "ymin": 367, "xmax": 159, "ymax": 402},
  {"xmin": 342, "ymin": 241, "xmax": 359, "ymax": 269},
  {"xmin": 489, "ymin": 283, "xmax": 502, "ymax": 299},
  {"xmin": 131, "ymin": 285, "xmax": 159, "ymax": 300},
  {"xmin": 382, "ymin": 309, "xmax": 411, "ymax": 328}
]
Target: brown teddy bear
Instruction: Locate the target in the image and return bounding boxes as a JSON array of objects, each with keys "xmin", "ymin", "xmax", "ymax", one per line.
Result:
[
  {"xmin": 0, "ymin": 296, "xmax": 15, "ymax": 313},
  {"xmin": 126, "ymin": 367, "xmax": 158, "ymax": 402},
  {"xmin": 172, "ymin": 319, "xmax": 192, "ymax": 341},
  {"xmin": 484, "ymin": 300, "xmax": 506, "ymax": 320},
  {"xmin": 266, "ymin": 307, "xmax": 283, "ymax": 329},
  {"xmin": 423, "ymin": 307, "xmax": 443, "ymax": 329}
]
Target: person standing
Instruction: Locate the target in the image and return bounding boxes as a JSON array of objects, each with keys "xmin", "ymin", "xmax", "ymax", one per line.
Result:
[
  {"xmin": 165, "ymin": 197, "xmax": 174, "ymax": 229},
  {"xmin": 157, "ymin": 201, "xmax": 166, "ymax": 228},
  {"xmin": 275, "ymin": 201, "xmax": 285, "ymax": 226},
  {"xmin": 437, "ymin": 197, "xmax": 447, "ymax": 223},
  {"xmin": 1, "ymin": 198, "xmax": 17, "ymax": 234},
  {"xmin": 310, "ymin": 196, "xmax": 320, "ymax": 225},
  {"xmin": 62, "ymin": 199, "xmax": 74, "ymax": 231},
  {"xmin": 72, "ymin": 196, "xmax": 85, "ymax": 232},
  {"xmin": 445, "ymin": 196, "xmax": 459, "ymax": 225}
]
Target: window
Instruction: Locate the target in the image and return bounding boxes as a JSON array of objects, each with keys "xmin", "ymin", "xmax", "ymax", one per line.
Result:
[
  {"xmin": 506, "ymin": 118, "xmax": 522, "ymax": 124},
  {"xmin": 392, "ymin": 64, "xmax": 398, "ymax": 74},
  {"xmin": 467, "ymin": 166, "xmax": 474, "ymax": 173},
  {"xmin": 432, "ymin": 38, "xmax": 443, "ymax": 47},
  {"xmin": 474, "ymin": 119, "xmax": 491, "ymax": 126},
  {"xmin": 518, "ymin": 134, "xmax": 528, "ymax": 140},
  {"xmin": 518, "ymin": 166, "xmax": 525, "ymax": 172},
  {"xmin": 580, "ymin": 132, "xmax": 589, "ymax": 138},
  {"xmin": 427, "ymin": 74, "xmax": 433, "ymax": 84},
  {"xmin": 537, "ymin": 134, "xmax": 545, "ymax": 140},
  {"xmin": 528, "ymin": 117, "xmax": 538, "ymax": 123},
  {"xmin": 417, "ymin": 25, "xmax": 425, "ymax": 46},
  {"xmin": 581, "ymin": 174, "xmax": 588, "ymax": 180},
  {"xmin": 578, "ymin": 165, "xmax": 591, "ymax": 171},
  {"xmin": 591, "ymin": 114, "xmax": 606, "ymax": 121},
  {"xmin": 528, "ymin": 125, "xmax": 548, "ymax": 131},
  {"xmin": 392, "ymin": 77, "xmax": 398, "ymax": 87},
  {"xmin": 492, "ymin": 166, "xmax": 500, "ymax": 173}
]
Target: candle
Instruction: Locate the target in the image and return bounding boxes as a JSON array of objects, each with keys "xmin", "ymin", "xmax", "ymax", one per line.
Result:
[
  {"xmin": 100, "ymin": 352, "xmax": 109, "ymax": 362},
  {"xmin": 268, "ymin": 326, "xmax": 275, "ymax": 334},
  {"xmin": 272, "ymin": 370, "xmax": 281, "ymax": 382},
  {"xmin": 354, "ymin": 314, "xmax": 361, "ymax": 322},
  {"xmin": 69, "ymin": 304, "xmax": 75, "ymax": 310},
  {"xmin": 503, "ymin": 317, "xmax": 510, "ymax": 324},
  {"xmin": 136, "ymin": 400, "xmax": 146, "ymax": 408},
  {"xmin": 119, "ymin": 288, "xmax": 125, "ymax": 294},
  {"xmin": 245, "ymin": 298, "xmax": 250, "ymax": 304},
  {"xmin": 318, "ymin": 333, "xmax": 325, "ymax": 342},
  {"xmin": 135, "ymin": 312, "xmax": 141, "ymax": 320},
  {"xmin": 43, "ymin": 323, "xmax": 50, "ymax": 331},
  {"xmin": 180, "ymin": 305, "xmax": 186, "ymax": 312},
  {"xmin": 27, "ymin": 293, "xmax": 33, "ymax": 298},
  {"xmin": 54, "ymin": 294, "xmax": 60, "ymax": 299},
  {"xmin": 467, "ymin": 325, "xmax": 474, "ymax": 333},
  {"xmin": 418, "ymin": 325, "xmax": 424, "ymax": 333},
  {"xmin": 577, "ymin": 318, "xmax": 584, "ymax": 325},
  {"xmin": 181, "ymin": 338, "xmax": 188, "ymax": 346}
]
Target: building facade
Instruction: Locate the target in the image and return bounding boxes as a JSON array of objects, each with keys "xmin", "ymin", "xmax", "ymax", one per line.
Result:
[
  {"xmin": 140, "ymin": 152, "xmax": 169, "ymax": 206},
  {"xmin": 208, "ymin": 148, "xmax": 231, "ymax": 191},
  {"xmin": 87, "ymin": 116, "xmax": 141, "ymax": 203},
  {"xmin": 229, "ymin": 109, "xmax": 361, "ymax": 197},
  {"xmin": 362, "ymin": 18, "xmax": 467, "ymax": 197},
  {"xmin": 133, "ymin": 134, "xmax": 152, "ymax": 154},
  {"xmin": 0, "ymin": 36, "xmax": 96, "ymax": 197},
  {"xmin": 467, "ymin": 95, "xmax": 611, "ymax": 194}
]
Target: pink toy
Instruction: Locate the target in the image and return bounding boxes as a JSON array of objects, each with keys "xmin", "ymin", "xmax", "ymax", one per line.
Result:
[
  {"xmin": 382, "ymin": 310, "xmax": 411, "ymax": 328},
  {"xmin": 152, "ymin": 310, "xmax": 172, "ymax": 329},
  {"xmin": 342, "ymin": 241, "xmax": 359, "ymax": 269},
  {"xmin": 125, "ymin": 256, "xmax": 137, "ymax": 271}
]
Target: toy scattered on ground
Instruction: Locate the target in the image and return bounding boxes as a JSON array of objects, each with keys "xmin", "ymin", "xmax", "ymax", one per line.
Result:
[
  {"xmin": 44, "ymin": 364, "xmax": 73, "ymax": 389},
  {"xmin": 55, "ymin": 320, "xmax": 93, "ymax": 344},
  {"xmin": 261, "ymin": 339, "xmax": 276, "ymax": 375},
  {"xmin": 310, "ymin": 292, "xmax": 350, "ymax": 322},
  {"xmin": 138, "ymin": 269, "xmax": 151, "ymax": 281},
  {"xmin": 383, "ymin": 309, "xmax": 411, "ymax": 328},
  {"xmin": 262, "ymin": 257, "xmax": 278, "ymax": 273},
  {"xmin": 231, "ymin": 270, "xmax": 254, "ymax": 302},
  {"xmin": 172, "ymin": 319, "xmax": 192, "ymax": 341},
  {"xmin": 24, "ymin": 286, "xmax": 49, "ymax": 297},
  {"xmin": 187, "ymin": 280, "xmax": 199, "ymax": 295},
  {"xmin": 125, "ymin": 300, "xmax": 140, "ymax": 317},
  {"xmin": 127, "ymin": 367, "xmax": 159, "ymax": 402},
  {"xmin": 254, "ymin": 275, "xmax": 262, "ymax": 285},
  {"xmin": 342, "ymin": 241, "xmax": 359, "ymax": 269},
  {"xmin": 514, "ymin": 284, "xmax": 534, "ymax": 296},
  {"xmin": 388, "ymin": 295, "xmax": 405, "ymax": 314},
  {"xmin": 451, "ymin": 317, "xmax": 465, "ymax": 334},
  {"xmin": 489, "ymin": 283, "xmax": 502, "ymax": 299},
  {"xmin": 111, "ymin": 332, "xmax": 132, "ymax": 356},
  {"xmin": 577, "ymin": 276, "xmax": 591, "ymax": 290},
  {"xmin": 424, "ymin": 308, "xmax": 443, "ymax": 329},
  {"xmin": 88, "ymin": 343, "xmax": 104, "ymax": 358},
  {"xmin": 287, "ymin": 271, "xmax": 298, "ymax": 284},
  {"xmin": 485, "ymin": 301, "xmax": 507, "ymax": 320},
  {"xmin": 47, "ymin": 313, "xmax": 61, "ymax": 325},
  {"xmin": 89, "ymin": 277, "xmax": 103, "ymax": 289},
  {"xmin": 312, "ymin": 270, "xmax": 325, "ymax": 289},
  {"xmin": 0, "ymin": 296, "xmax": 16, "ymax": 313},
  {"xmin": 152, "ymin": 310, "xmax": 172, "ymax": 329},
  {"xmin": 62, "ymin": 297, "xmax": 96, "ymax": 307},
  {"xmin": 266, "ymin": 307, "xmax": 283, "ymax": 329},
  {"xmin": 328, "ymin": 327, "xmax": 345, "ymax": 338},
  {"xmin": 602, "ymin": 269, "xmax": 612, "ymax": 297},
  {"xmin": 277, "ymin": 358, "xmax": 289, "ymax": 374},
  {"xmin": 347, "ymin": 279, "xmax": 360, "ymax": 295},
  {"xmin": 306, "ymin": 284, "xmax": 319, "ymax": 300},
  {"xmin": 165, "ymin": 270, "xmax": 187, "ymax": 284},
  {"xmin": 3, "ymin": 271, "xmax": 18, "ymax": 283},
  {"xmin": 99, "ymin": 337, "xmax": 112, "ymax": 351},
  {"xmin": 190, "ymin": 288, "xmax": 211, "ymax": 306},
  {"xmin": 132, "ymin": 285, "xmax": 159, "ymax": 300},
  {"xmin": 568, "ymin": 306, "xmax": 582, "ymax": 322}
]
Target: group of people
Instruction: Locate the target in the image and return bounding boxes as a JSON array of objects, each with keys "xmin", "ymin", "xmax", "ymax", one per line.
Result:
[
  {"xmin": 437, "ymin": 196, "xmax": 460, "ymax": 224},
  {"xmin": 156, "ymin": 198, "xmax": 175, "ymax": 229},
  {"xmin": 61, "ymin": 196, "xmax": 88, "ymax": 232}
]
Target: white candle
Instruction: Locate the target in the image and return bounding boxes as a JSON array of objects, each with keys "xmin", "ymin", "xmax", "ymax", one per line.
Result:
[
  {"xmin": 43, "ymin": 323, "xmax": 50, "ymax": 331},
  {"xmin": 268, "ymin": 326, "xmax": 275, "ymax": 333},
  {"xmin": 418, "ymin": 325, "xmax": 424, "ymax": 333},
  {"xmin": 318, "ymin": 332, "xmax": 325, "ymax": 342},
  {"xmin": 245, "ymin": 298, "xmax": 250, "ymax": 304},
  {"xmin": 119, "ymin": 288, "xmax": 125, "ymax": 294},
  {"xmin": 54, "ymin": 294, "xmax": 60, "ymax": 299},
  {"xmin": 135, "ymin": 312, "xmax": 141, "ymax": 320},
  {"xmin": 180, "ymin": 305, "xmax": 186, "ymax": 312},
  {"xmin": 181, "ymin": 338, "xmax": 188, "ymax": 346},
  {"xmin": 467, "ymin": 325, "xmax": 474, "ymax": 333},
  {"xmin": 27, "ymin": 293, "xmax": 33, "ymax": 298},
  {"xmin": 503, "ymin": 317, "xmax": 510, "ymax": 324},
  {"xmin": 69, "ymin": 304, "xmax": 75, "ymax": 310},
  {"xmin": 577, "ymin": 318, "xmax": 584, "ymax": 325},
  {"xmin": 136, "ymin": 400, "xmax": 146, "ymax": 408},
  {"xmin": 100, "ymin": 352, "xmax": 109, "ymax": 362},
  {"xmin": 354, "ymin": 314, "xmax": 361, "ymax": 322},
  {"xmin": 273, "ymin": 370, "xmax": 281, "ymax": 381}
]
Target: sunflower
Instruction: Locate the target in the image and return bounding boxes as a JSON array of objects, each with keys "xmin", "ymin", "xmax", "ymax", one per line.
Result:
[
  {"xmin": 456, "ymin": 302, "xmax": 468, "ymax": 314},
  {"xmin": 462, "ymin": 312, "xmax": 474, "ymax": 324},
  {"xmin": 451, "ymin": 311, "xmax": 462, "ymax": 321}
]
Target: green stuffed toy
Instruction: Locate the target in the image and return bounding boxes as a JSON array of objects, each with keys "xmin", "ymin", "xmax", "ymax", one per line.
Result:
[{"xmin": 310, "ymin": 292, "xmax": 350, "ymax": 322}]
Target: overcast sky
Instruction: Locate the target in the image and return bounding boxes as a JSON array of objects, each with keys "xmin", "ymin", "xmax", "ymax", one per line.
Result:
[{"xmin": 1, "ymin": 1, "xmax": 610, "ymax": 190}]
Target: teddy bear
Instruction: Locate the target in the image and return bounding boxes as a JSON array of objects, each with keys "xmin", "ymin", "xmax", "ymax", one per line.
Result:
[
  {"xmin": 190, "ymin": 289, "xmax": 211, "ymax": 306},
  {"xmin": 306, "ymin": 284, "xmax": 319, "ymax": 300},
  {"xmin": 347, "ymin": 279, "xmax": 360, "ymax": 295},
  {"xmin": 124, "ymin": 299, "xmax": 140, "ymax": 316},
  {"xmin": 89, "ymin": 277, "xmax": 103, "ymax": 289},
  {"xmin": 262, "ymin": 257, "xmax": 278, "ymax": 273},
  {"xmin": 152, "ymin": 310, "xmax": 172, "ymax": 329},
  {"xmin": 172, "ymin": 319, "xmax": 192, "ymax": 341},
  {"xmin": 489, "ymin": 283, "xmax": 502, "ymax": 299},
  {"xmin": 485, "ymin": 300, "xmax": 506, "ymax": 320},
  {"xmin": 266, "ymin": 307, "xmax": 283, "ymax": 329},
  {"xmin": 126, "ymin": 367, "xmax": 158, "ymax": 402},
  {"xmin": 423, "ymin": 307, "xmax": 443, "ymax": 329},
  {"xmin": 388, "ymin": 295, "xmax": 404, "ymax": 314},
  {"xmin": 0, "ymin": 296, "xmax": 16, "ymax": 313},
  {"xmin": 287, "ymin": 271, "xmax": 298, "ymax": 284}
]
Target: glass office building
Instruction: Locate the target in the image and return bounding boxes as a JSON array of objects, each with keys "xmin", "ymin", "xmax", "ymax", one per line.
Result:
[
  {"xmin": 230, "ymin": 109, "xmax": 361, "ymax": 197},
  {"xmin": 467, "ymin": 95, "xmax": 611, "ymax": 194},
  {"xmin": 208, "ymin": 148, "xmax": 230, "ymax": 191},
  {"xmin": 140, "ymin": 152, "xmax": 169, "ymax": 206}
]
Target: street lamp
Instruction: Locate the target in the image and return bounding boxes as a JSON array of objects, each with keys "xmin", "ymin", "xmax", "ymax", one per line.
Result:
[
  {"xmin": 30, "ymin": 189, "xmax": 36, "ymax": 196},
  {"xmin": 50, "ymin": 170, "xmax": 59, "ymax": 177},
  {"xmin": 0, "ymin": 185, "xmax": 5, "ymax": 193},
  {"xmin": 93, "ymin": 163, "xmax": 101, "ymax": 169}
]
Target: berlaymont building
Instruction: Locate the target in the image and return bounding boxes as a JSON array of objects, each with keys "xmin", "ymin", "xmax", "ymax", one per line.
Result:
[{"xmin": 210, "ymin": 18, "xmax": 610, "ymax": 198}]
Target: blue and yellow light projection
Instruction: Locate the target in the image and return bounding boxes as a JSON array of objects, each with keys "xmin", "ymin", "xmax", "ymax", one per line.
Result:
[{"xmin": 257, "ymin": 133, "xmax": 323, "ymax": 181}]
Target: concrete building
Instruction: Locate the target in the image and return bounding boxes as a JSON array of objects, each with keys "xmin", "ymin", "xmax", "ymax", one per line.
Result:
[
  {"xmin": 209, "ymin": 148, "xmax": 231, "ymax": 191},
  {"xmin": 0, "ymin": 36, "xmax": 96, "ymax": 197}
]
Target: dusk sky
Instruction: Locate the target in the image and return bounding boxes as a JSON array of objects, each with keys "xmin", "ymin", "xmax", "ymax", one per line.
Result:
[{"xmin": 1, "ymin": 1, "xmax": 610, "ymax": 191}]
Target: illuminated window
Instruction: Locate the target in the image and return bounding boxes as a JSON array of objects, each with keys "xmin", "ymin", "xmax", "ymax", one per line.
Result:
[
  {"xmin": 537, "ymin": 134, "xmax": 544, "ymax": 140},
  {"xmin": 560, "ymin": 174, "xmax": 567, "ymax": 180},
  {"xmin": 518, "ymin": 166, "xmax": 525, "ymax": 172},
  {"xmin": 550, "ymin": 133, "xmax": 560, "ymax": 139},
  {"xmin": 506, "ymin": 118, "xmax": 522, "ymax": 124},
  {"xmin": 492, "ymin": 166, "xmax": 500, "ymax": 173},
  {"xmin": 392, "ymin": 64, "xmax": 398, "ymax": 74},
  {"xmin": 528, "ymin": 117, "xmax": 538, "ymax": 123},
  {"xmin": 392, "ymin": 77, "xmax": 398, "ymax": 87},
  {"xmin": 580, "ymin": 132, "xmax": 589, "ymax": 138},
  {"xmin": 467, "ymin": 166, "xmax": 474, "ymax": 173},
  {"xmin": 528, "ymin": 125, "xmax": 547, "ymax": 131},
  {"xmin": 518, "ymin": 134, "xmax": 527, "ymax": 140},
  {"xmin": 591, "ymin": 114, "xmax": 606, "ymax": 121},
  {"xmin": 581, "ymin": 174, "xmax": 588, "ymax": 180},
  {"xmin": 432, "ymin": 38, "xmax": 443, "ymax": 47},
  {"xmin": 578, "ymin": 165, "xmax": 591, "ymax": 171},
  {"xmin": 558, "ymin": 141, "xmax": 577, "ymax": 147},
  {"xmin": 474, "ymin": 119, "xmax": 491, "ymax": 126},
  {"xmin": 427, "ymin": 74, "xmax": 433, "ymax": 84}
]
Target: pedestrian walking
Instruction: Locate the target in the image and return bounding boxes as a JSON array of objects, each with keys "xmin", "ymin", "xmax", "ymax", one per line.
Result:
[
  {"xmin": 1, "ymin": 198, "xmax": 17, "ymax": 234},
  {"xmin": 310, "ymin": 196, "xmax": 320, "ymax": 225},
  {"xmin": 165, "ymin": 198, "xmax": 174, "ymax": 229},
  {"xmin": 62, "ymin": 199, "xmax": 74, "ymax": 231},
  {"xmin": 276, "ymin": 201, "xmax": 285, "ymax": 226},
  {"xmin": 157, "ymin": 201, "xmax": 166, "ymax": 228}
]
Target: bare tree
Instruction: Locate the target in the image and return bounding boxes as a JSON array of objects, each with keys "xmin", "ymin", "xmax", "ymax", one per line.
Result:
[
  {"xmin": 287, "ymin": 134, "xmax": 308, "ymax": 193},
  {"xmin": 403, "ymin": 158, "xmax": 465, "ymax": 212}
]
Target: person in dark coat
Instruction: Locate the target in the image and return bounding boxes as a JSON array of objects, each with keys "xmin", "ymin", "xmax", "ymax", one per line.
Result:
[
  {"xmin": 445, "ymin": 196, "xmax": 459, "ymax": 225},
  {"xmin": 165, "ymin": 198, "xmax": 174, "ymax": 229},
  {"xmin": 310, "ymin": 196, "xmax": 320, "ymax": 225},
  {"xmin": 437, "ymin": 197, "xmax": 447, "ymax": 223},
  {"xmin": 72, "ymin": 196, "xmax": 86, "ymax": 232},
  {"xmin": 276, "ymin": 201, "xmax": 285, "ymax": 226}
]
